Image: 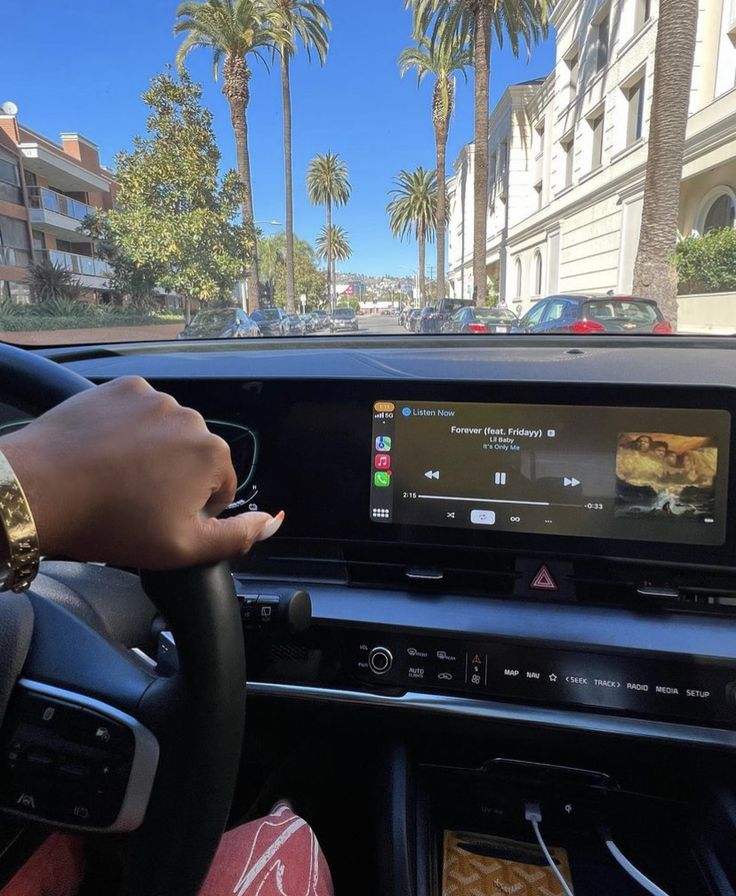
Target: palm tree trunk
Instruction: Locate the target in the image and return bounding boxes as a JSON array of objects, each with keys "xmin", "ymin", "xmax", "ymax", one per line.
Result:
[
  {"xmin": 435, "ymin": 113, "xmax": 449, "ymax": 300},
  {"xmin": 418, "ymin": 226, "xmax": 427, "ymax": 303},
  {"xmin": 281, "ymin": 52, "xmax": 296, "ymax": 314},
  {"xmin": 631, "ymin": 0, "xmax": 697, "ymax": 329},
  {"xmin": 326, "ymin": 201, "xmax": 332, "ymax": 310},
  {"xmin": 226, "ymin": 88, "xmax": 260, "ymax": 311},
  {"xmin": 472, "ymin": 4, "xmax": 491, "ymax": 306}
]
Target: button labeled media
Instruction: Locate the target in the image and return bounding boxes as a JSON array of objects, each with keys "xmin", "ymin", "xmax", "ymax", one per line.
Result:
[{"xmin": 470, "ymin": 509, "xmax": 496, "ymax": 526}]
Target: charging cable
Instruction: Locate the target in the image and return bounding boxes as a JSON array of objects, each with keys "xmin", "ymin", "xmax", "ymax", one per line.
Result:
[
  {"xmin": 602, "ymin": 833, "xmax": 671, "ymax": 896},
  {"xmin": 524, "ymin": 803, "xmax": 575, "ymax": 896}
]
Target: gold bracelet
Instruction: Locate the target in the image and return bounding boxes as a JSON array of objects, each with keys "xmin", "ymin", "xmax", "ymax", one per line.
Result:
[{"xmin": 0, "ymin": 449, "xmax": 40, "ymax": 593}]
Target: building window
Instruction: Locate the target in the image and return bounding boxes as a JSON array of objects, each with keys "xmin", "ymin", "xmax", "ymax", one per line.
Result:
[
  {"xmin": 561, "ymin": 134, "xmax": 575, "ymax": 188},
  {"xmin": 514, "ymin": 258, "xmax": 522, "ymax": 298},
  {"xmin": 702, "ymin": 192, "xmax": 736, "ymax": 232},
  {"xmin": 0, "ymin": 214, "xmax": 31, "ymax": 267},
  {"xmin": 0, "ymin": 148, "xmax": 22, "ymax": 205},
  {"xmin": 500, "ymin": 140, "xmax": 508, "ymax": 173},
  {"xmin": 534, "ymin": 251, "xmax": 543, "ymax": 296},
  {"xmin": 595, "ymin": 12, "xmax": 610, "ymax": 72},
  {"xmin": 634, "ymin": 0, "xmax": 651, "ymax": 31},
  {"xmin": 535, "ymin": 122, "xmax": 545, "ymax": 156},
  {"xmin": 589, "ymin": 109, "xmax": 605, "ymax": 170},
  {"xmin": 625, "ymin": 78, "xmax": 645, "ymax": 145},
  {"xmin": 490, "ymin": 153, "xmax": 497, "ymax": 182},
  {"xmin": 566, "ymin": 50, "xmax": 579, "ymax": 91}
]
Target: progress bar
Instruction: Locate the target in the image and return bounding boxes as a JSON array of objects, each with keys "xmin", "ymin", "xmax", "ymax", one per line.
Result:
[{"xmin": 417, "ymin": 494, "xmax": 550, "ymax": 507}]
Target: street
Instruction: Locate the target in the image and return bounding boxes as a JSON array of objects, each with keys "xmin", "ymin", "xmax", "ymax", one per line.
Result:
[{"xmin": 350, "ymin": 314, "xmax": 405, "ymax": 336}]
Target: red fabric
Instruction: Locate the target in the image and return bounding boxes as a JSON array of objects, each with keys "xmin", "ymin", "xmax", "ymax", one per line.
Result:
[
  {"xmin": 0, "ymin": 808, "xmax": 333, "ymax": 896},
  {"xmin": 0, "ymin": 833, "xmax": 84, "ymax": 896},
  {"xmin": 200, "ymin": 805, "xmax": 334, "ymax": 896}
]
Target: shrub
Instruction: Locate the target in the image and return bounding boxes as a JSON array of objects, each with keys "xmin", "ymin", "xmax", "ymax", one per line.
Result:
[
  {"xmin": 26, "ymin": 262, "xmax": 83, "ymax": 303},
  {"xmin": 33, "ymin": 297, "xmax": 100, "ymax": 318},
  {"xmin": 675, "ymin": 227, "xmax": 736, "ymax": 295}
]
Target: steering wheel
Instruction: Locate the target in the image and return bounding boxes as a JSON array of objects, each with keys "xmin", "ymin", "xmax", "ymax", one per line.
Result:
[{"xmin": 0, "ymin": 343, "xmax": 246, "ymax": 895}]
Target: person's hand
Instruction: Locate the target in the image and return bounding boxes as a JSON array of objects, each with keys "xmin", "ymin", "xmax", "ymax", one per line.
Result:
[{"xmin": 0, "ymin": 376, "xmax": 283, "ymax": 569}]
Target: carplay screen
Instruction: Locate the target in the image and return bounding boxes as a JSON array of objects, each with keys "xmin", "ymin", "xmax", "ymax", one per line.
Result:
[{"xmin": 369, "ymin": 400, "xmax": 731, "ymax": 545}]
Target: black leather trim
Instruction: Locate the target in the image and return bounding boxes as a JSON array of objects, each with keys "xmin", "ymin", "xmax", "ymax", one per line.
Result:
[
  {"xmin": 126, "ymin": 562, "xmax": 246, "ymax": 895},
  {"xmin": 0, "ymin": 593, "xmax": 33, "ymax": 729}
]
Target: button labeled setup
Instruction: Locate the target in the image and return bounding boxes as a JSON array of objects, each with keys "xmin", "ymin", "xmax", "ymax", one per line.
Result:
[{"xmin": 470, "ymin": 509, "xmax": 496, "ymax": 526}]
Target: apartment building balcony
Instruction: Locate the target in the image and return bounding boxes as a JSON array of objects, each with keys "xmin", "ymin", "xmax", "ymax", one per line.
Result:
[
  {"xmin": 27, "ymin": 187, "xmax": 96, "ymax": 239},
  {"xmin": 18, "ymin": 140, "xmax": 110, "ymax": 194},
  {"xmin": 34, "ymin": 249, "xmax": 112, "ymax": 289}
]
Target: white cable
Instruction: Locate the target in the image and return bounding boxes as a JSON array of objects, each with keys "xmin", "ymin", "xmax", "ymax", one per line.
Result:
[
  {"xmin": 528, "ymin": 815, "xmax": 575, "ymax": 896},
  {"xmin": 604, "ymin": 837, "xmax": 671, "ymax": 896}
]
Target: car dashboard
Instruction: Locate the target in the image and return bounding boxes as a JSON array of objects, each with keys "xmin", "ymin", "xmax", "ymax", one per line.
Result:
[{"xmin": 19, "ymin": 334, "xmax": 733, "ymax": 757}]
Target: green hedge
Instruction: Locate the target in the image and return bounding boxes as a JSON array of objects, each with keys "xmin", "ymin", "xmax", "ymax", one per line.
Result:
[
  {"xmin": 675, "ymin": 227, "xmax": 736, "ymax": 295},
  {"xmin": 0, "ymin": 314, "xmax": 184, "ymax": 333}
]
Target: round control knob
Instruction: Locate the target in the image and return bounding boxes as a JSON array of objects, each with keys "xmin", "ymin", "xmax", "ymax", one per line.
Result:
[{"xmin": 368, "ymin": 646, "xmax": 393, "ymax": 676}]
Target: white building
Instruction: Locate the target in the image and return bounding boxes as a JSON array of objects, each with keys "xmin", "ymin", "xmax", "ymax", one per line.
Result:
[{"xmin": 447, "ymin": 0, "xmax": 736, "ymax": 316}]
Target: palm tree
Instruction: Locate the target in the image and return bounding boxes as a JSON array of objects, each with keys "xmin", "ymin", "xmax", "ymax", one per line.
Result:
[
  {"xmin": 410, "ymin": 0, "xmax": 552, "ymax": 304},
  {"xmin": 270, "ymin": 0, "xmax": 330, "ymax": 314},
  {"xmin": 306, "ymin": 152, "xmax": 351, "ymax": 310},
  {"xmin": 399, "ymin": 28, "xmax": 471, "ymax": 301},
  {"xmin": 316, "ymin": 224, "xmax": 352, "ymax": 297},
  {"xmin": 386, "ymin": 167, "xmax": 438, "ymax": 303},
  {"xmin": 175, "ymin": 0, "xmax": 288, "ymax": 311},
  {"xmin": 631, "ymin": 0, "xmax": 698, "ymax": 329}
]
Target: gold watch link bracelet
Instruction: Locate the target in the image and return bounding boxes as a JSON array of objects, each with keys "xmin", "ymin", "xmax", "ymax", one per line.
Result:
[{"xmin": 0, "ymin": 449, "xmax": 40, "ymax": 593}]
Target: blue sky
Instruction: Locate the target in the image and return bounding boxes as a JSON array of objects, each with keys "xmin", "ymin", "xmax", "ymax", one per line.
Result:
[{"xmin": 0, "ymin": 1, "xmax": 555, "ymax": 276}]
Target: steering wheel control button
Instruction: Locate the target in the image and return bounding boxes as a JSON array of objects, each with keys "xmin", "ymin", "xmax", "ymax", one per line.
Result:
[
  {"xmin": 368, "ymin": 646, "xmax": 393, "ymax": 675},
  {"xmin": 0, "ymin": 686, "xmax": 143, "ymax": 830}
]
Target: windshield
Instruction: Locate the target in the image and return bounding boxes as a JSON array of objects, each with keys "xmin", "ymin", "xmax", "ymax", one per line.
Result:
[
  {"xmin": 475, "ymin": 308, "xmax": 517, "ymax": 322},
  {"xmin": 0, "ymin": 1, "xmax": 728, "ymax": 343}
]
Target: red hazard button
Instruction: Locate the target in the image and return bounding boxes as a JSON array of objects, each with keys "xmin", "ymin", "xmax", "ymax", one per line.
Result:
[{"xmin": 530, "ymin": 564, "xmax": 558, "ymax": 592}]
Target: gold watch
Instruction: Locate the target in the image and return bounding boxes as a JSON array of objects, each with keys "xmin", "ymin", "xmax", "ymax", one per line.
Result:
[{"xmin": 0, "ymin": 450, "xmax": 40, "ymax": 593}]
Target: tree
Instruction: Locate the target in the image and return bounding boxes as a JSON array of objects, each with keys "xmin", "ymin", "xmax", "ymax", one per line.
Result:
[
  {"xmin": 398, "ymin": 27, "xmax": 471, "ymax": 300},
  {"xmin": 82, "ymin": 213, "xmax": 161, "ymax": 309},
  {"xmin": 259, "ymin": 230, "xmax": 327, "ymax": 307},
  {"xmin": 631, "ymin": 0, "xmax": 698, "ymax": 328},
  {"xmin": 386, "ymin": 167, "xmax": 437, "ymax": 303},
  {"xmin": 96, "ymin": 71, "xmax": 251, "ymax": 323},
  {"xmin": 175, "ymin": 0, "xmax": 288, "ymax": 311},
  {"xmin": 270, "ymin": 0, "xmax": 330, "ymax": 313},
  {"xmin": 410, "ymin": 0, "xmax": 551, "ymax": 304},
  {"xmin": 315, "ymin": 224, "xmax": 352, "ymax": 287},
  {"xmin": 306, "ymin": 152, "xmax": 351, "ymax": 310}
]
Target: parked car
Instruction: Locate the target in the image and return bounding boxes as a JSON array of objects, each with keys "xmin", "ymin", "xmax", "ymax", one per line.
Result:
[
  {"xmin": 285, "ymin": 313, "xmax": 306, "ymax": 336},
  {"xmin": 177, "ymin": 308, "xmax": 261, "ymax": 340},
  {"xmin": 514, "ymin": 294, "xmax": 673, "ymax": 335},
  {"xmin": 404, "ymin": 309, "xmax": 419, "ymax": 330},
  {"xmin": 311, "ymin": 309, "xmax": 330, "ymax": 330},
  {"xmin": 329, "ymin": 306, "xmax": 359, "ymax": 332},
  {"xmin": 418, "ymin": 298, "xmax": 474, "ymax": 333},
  {"xmin": 250, "ymin": 307, "xmax": 289, "ymax": 337},
  {"xmin": 412, "ymin": 306, "xmax": 436, "ymax": 333},
  {"xmin": 441, "ymin": 305, "xmax": 519, "ymax": 334},
  {"xmin": 300, "ymin": 313, "xmax": 317, "ymax": 333}
]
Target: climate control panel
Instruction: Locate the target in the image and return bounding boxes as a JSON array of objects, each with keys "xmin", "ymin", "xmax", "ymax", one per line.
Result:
[{"xmin": 351, "ymin": 634, "xmax": 736, "ymax": 727}]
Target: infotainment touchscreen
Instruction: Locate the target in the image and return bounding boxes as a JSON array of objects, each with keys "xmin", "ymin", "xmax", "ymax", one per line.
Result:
[{"xmin": 369, "ymin": 400, "xmax": 731, "ymax": 545}]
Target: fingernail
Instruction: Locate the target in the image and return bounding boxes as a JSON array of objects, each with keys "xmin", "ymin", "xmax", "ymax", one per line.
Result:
[{"xmin": 258, "ymin": 511, "xmax": 285, "ymax": 542}]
